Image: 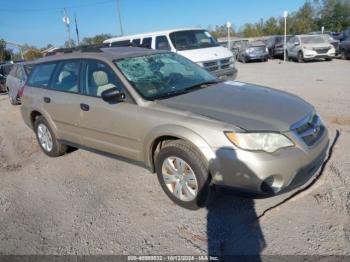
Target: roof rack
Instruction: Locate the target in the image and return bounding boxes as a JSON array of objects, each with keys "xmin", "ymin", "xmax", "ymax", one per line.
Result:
[{"xmin": 46, "ymin": 45, "xmax": 104, "ymax": 56}]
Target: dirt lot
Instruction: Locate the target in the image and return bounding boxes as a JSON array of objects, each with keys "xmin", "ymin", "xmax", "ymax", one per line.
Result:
[{"xmin": 0, "ymin": 59, "xmax": 349, "ymax": 256}]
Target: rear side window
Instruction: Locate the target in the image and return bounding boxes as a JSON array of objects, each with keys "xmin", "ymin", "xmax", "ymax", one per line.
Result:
[
  {"xmin": 131, "ymin": 39, "xmax": 141, "ymax": 47},
  {"xmin": 9, "ymin": 65, "xmax": 17, "ymax": 77},
  {"xmin": 111, "ymin": 40, "xmax": 130, "ymax": 47},
  {"xmin": 155, "ymin": 36, "xmax": 170, "ymax": 50},
  {"xmin": 24, "ymin": 64, "xmax": 34, "ymax": 76},
  {"xmin": 27, "ymin": 63, "xmax": 57, "ymax": 87},
  {"xmin": 51, "ymin": 60, "xmax": 80, "ymax": 93},
  {"xmin": 141, "ymin": 37, "xmax": 152, "ymax": 49}
]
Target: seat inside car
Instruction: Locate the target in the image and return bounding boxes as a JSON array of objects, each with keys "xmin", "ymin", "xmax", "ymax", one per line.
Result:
[
  {"xmin": 92, "ymin": 70, "xmax": 116, "ymax": 96},
  {"xmin": 58, "ymin": 71, "xmax": 78, "ymax": 92}
]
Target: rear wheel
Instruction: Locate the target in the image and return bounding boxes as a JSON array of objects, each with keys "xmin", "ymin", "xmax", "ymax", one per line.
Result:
[
  {"xmin": 34, "ymin": 116, "xmax": 67, "ymax": 157},
  {"xmin": 325, "ymin": 58, "xmax": 332, "ymax": 61},
  {"xmin": 155, "ymin": 140, "xmax": 212, "ymax": 210},
  {"xmin": 297, "ymin": 51, "xmax": 304, "ymax": 63}
]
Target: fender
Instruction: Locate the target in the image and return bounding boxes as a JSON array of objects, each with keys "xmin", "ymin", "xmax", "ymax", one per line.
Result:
[{"xmin": 143, "ymin": 124, "xmax": 216, "ymax": 172}]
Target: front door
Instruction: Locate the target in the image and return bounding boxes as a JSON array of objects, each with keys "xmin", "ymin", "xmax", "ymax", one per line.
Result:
[{"xmin": 78, "ymin": 59, "xmax": 143, "ymax": 161}]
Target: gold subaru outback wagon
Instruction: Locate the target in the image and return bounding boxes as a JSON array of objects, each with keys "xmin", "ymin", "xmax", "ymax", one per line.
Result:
[{"xmin": 21, "ymin": 47, "xmax": 329, "ymax": 209}]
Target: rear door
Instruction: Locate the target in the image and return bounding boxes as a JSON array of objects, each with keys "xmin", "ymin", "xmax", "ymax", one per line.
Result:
[
  {"xmin": 78, "ymin": 59, "xmax": 143, "ymax": 160},
  {"xmin": 30, "ymin": 60, "xmax": 83, "ymax": 144}
]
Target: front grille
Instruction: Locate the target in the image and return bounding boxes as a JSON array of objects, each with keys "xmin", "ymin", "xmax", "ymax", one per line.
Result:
[
  {"xmin": 313, "ymin": 48, "xmax": 330, "ymax": 54},
  {"xmin": 203, "ymin": 58, "xmax": 233, "ymax": 73},
  {"xmin": 292, "ymin": 113, "xmax": 324, "ymax": 146}
]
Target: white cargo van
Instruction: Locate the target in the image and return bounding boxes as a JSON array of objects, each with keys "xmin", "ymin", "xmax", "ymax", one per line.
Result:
[{"xmin": 103, "ymin": 28, "xmax": 237, "ymax": 79}]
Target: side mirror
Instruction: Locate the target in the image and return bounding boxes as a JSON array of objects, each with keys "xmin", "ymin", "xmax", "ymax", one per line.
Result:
[{"xmin": 101, "ymin": 88, "xmax": 125, "ymax": 104}]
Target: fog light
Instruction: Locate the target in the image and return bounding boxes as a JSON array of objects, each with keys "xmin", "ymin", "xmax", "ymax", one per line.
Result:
[{"xmin": 261, "ymin": 175, "xmax": 283, "ymax": 193}]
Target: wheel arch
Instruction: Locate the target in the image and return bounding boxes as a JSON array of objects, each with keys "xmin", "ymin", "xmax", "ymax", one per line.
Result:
[{"xmin": 144, "ymin": 125, "xmax": 216, "ymax": 173}]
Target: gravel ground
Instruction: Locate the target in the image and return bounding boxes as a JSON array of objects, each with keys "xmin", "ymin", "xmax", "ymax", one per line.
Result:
[{"xmin": 0, "ymin": 58, "xmax": 349, "ymax": 257}]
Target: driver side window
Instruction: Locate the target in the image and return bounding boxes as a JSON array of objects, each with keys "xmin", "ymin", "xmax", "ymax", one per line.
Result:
[{"xmin": 81, "ymin": 60, "xmax": 123, "ymax": 97}]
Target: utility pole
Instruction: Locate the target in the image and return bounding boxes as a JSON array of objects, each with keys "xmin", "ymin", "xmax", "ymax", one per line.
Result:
[
  {"xmin": 116, "ymin": 0, "xmax": 124, "ymax": 36},
  {"xmin": 74, "ymin": 12, "xmax": 80, "ymax": 45},
  {"xmin": 283, "ymin": 11, "xmax": 288, "ymax": 63},
  {"xmin": 63, "ymin": 8, "xmax": 72, "ymax": 48},
  {"xmin": 226, "ymin": 21, "xmax": 232, "ymax": 50}
]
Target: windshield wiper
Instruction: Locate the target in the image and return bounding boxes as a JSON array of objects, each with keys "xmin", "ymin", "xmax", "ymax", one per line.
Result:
[{"xmin": 152, "ymin": 80, "xmax": 222, "ymax": 100}]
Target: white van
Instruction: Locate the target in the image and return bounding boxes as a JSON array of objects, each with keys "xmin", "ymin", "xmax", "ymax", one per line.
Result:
[{"xmin": 103, "ymin": 28, "xmax": 237, "ymax": 79}]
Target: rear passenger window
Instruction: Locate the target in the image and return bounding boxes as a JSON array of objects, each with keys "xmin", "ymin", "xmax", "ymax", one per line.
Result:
[
  {"xmin": 131, "ymin": 39, "xmax": 141, "ymax": 47},
  {"xmin": 51, "ymin": 60, "xmax": 80, "ymax": 93},
  {"xmin": 141, "ymin": 37, "xmax": 152, "ymax": 49},
  {"xmin": 27, "ymin": 63, "xmax": 57, "ymax": 87},
  {"xmin": 111, "ymin": 40, "xmax": 130, "ymax": 47},
  {"xmin": 156, "ymin": 36, "xmax": 170, "ymax": 50},
  {"xmin": 81, "ymin": 60, "xmax": 123, "ymax": 97}
]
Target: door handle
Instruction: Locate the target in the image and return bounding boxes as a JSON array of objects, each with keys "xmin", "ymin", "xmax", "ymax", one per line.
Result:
[
  {"xmin": 80, "ymin": 103, "xmax": 90, "ymax": 111},
  {"xmin": 43, "ymin": 97, "xmax": 51, "ymax": 103}
]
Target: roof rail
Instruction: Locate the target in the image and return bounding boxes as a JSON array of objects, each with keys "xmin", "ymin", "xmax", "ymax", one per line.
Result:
[{"xmin": 46, "ymin": 45, "xmax": 104, "ymax": 56}]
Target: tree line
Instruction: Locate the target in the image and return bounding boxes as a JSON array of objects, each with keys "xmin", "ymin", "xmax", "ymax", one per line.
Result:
[{"xmin": 210, "ymin": 0, "xmax": 350, "ymax": 38}]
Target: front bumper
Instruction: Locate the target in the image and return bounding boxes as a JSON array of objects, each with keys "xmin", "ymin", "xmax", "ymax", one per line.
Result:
[
  {"xmin": 214, "ymin": 67, "xmax": 238, "ymax": 80},
  {"xmin": 303, "ymin": 49, "xmax": 335, "ymax": 60},
  {"xmin": 209, "ymin": 127, "xmax": 329, "ymax": 195}
]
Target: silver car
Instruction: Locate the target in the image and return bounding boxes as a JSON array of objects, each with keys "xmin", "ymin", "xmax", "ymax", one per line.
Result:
[
  {"xmin": 21, "ymin": 47, "xmax": 329, "ymax": 209},
  {"xmin": 6, "ymin": 62, "xmax": 34, "ymax": 105}
]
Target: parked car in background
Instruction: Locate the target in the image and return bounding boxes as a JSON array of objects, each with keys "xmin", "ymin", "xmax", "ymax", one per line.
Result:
[
  {"xmin": 337, "ymin": 27, "xmax": 350, "ymax": 42},
  {"xmin": 237, "ymin": 40, "xmax": 269, "ymax": 63},
  {"xmin": 286, "ymin": 35, "xmax": 335, "ymax": 62},
  {"xmin": 20, "ymin": 47, "xmax": 329, "ymax": 209},
  {"xmin": 339, "ymin": 36, "xmax": 350, "ymax": 60},
  {"xmin": 0, "ymin": 63, "xmax": 14, "ymax": 93},
  {"xmin": 308, "ymin": 32, "xmax": 340, "ymax": 55},
  {"xmin": 266, "ymin": 35, "xmax": 292, "ymax": 58},
  {"xmin": 6, "ymin": 62, "xmax": 34, "ymax": 105},
  {"xmin": 103, "ymin": 28, "xmax": 237, "ymax": 80}
]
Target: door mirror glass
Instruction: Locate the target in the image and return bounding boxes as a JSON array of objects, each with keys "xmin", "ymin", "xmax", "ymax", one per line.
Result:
[{"xmin": 101, "ymin": 88, "xmax": 125, "ymax": 103}]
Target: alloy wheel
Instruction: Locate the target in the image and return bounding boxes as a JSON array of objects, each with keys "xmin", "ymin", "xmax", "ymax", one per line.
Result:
[
  {"xmin": 37, "ymin": 123, "xmax": 53, "ymax": 152},
  {"xmin": 161, "ymin": 156, "xmax": 198, "ymax": 202}
]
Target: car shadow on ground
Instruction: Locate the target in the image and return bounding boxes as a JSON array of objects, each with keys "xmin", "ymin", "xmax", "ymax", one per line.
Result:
[
  {"xmin": 206, "ymin": 192, "xmax": 265, "ymax": 261},
  {"xmin": 205, "ymin": 147, "xmax": 266, "ymax": 261}
]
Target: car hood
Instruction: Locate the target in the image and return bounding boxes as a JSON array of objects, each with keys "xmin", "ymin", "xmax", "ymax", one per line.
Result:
[
  {"xmin": 157, "ymin": 81, "xmax": 313, "ymax": 132},
  {"xmin": 302, "ymin": 42, "xmax": 332, "ymax": 49},
  {"xmin": 177, "ymin": 46, "xmax": 233, "ymax": 63}
]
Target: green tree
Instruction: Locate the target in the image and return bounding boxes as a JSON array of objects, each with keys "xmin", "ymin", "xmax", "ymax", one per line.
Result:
[
  {"xmin": 80, "ymin": 34, "xmax": 112, "ymax": 46},
  {"xmin": 24, "ymin": 49, "xmax": 43, "ymax": 61}
]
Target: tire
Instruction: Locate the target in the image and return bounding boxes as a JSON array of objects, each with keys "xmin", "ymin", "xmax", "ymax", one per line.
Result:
[
  {"xmin": 8, "ymin": 90, "xmax": 18, "ymax": 105},
  {"xmin": 241, "ymin": 56, "xmax": 246, "ymax": 63},
  {"xmin": 34, "ymin": 116, "xmax": 67, "ymax": 157},
  {"xmin": 155, "ymin": 140, "xmax": 212, "ymax": 210},
  {"xmin": 297, "ymin": 51, "xmax": 304, "ymax": 63},
  {"xmin": 325, "ymin": 58, "xmax": 332, "ymax": 61},
  {"xmin": 340, "ymin": 49, "xmax": 348, "ymax": 60}
]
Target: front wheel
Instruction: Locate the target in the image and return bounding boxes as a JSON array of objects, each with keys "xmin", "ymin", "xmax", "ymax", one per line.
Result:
[
  {"xmin": 325, "ymin": 58, "xmax": 332, "ymax": 61},
  {"xmin": 34, "ymin": 116, "xmax": 67, "ymax": 157},
  {"xmin": 340, "ymin": 49, "xmax": 348, "ymax": 60},
  {"xmin": 155, "ymin": 140, "xmax": 212, "ymax": 210},
  {"xmin": 297, "ymin": 51, "xmax": 304, "ymax": 63}
]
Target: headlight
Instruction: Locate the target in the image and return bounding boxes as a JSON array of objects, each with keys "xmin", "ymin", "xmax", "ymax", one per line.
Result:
[
  {"xmin": 229, "ymin": 56, "xmax": 235, "ymax": 63},
  {"xmin": 197, "ymin": 62, "xmax": 204, "ymax": 67},
  {"xmin": 225, "ymin": 132, "xmax": 294, "ymax": 153}
]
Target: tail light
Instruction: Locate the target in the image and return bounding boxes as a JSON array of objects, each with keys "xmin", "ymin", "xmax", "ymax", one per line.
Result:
[{"xmin": 18, "ymin": 84, "xmax": 25, "ymax": 97}]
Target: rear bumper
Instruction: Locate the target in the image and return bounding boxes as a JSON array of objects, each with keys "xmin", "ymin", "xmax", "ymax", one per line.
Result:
[
  {"xmin": 245, "ymin": 53, "xmax": 269, "ymax": 61},
  {"xmin": 209, "ymin": 128, "xmax": 329, "ymax": 195}
]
